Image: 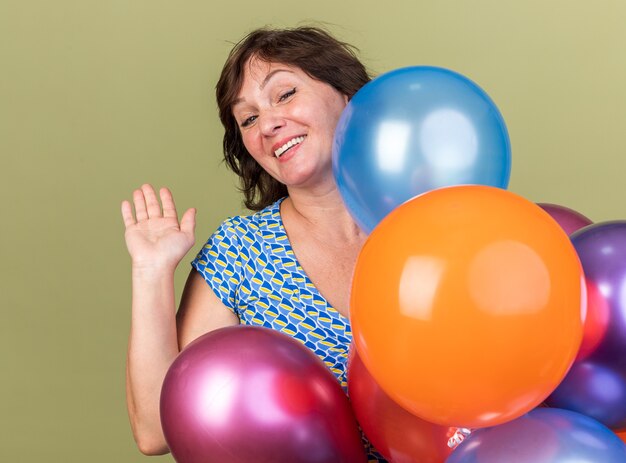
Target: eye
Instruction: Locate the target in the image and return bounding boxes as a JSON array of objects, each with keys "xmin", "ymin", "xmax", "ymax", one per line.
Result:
[
  {"xmin": 240, "ymin": 115, "xmax": 257, "ymax": 128},
  {"xmin": 278, "ymin": 87, "xmax": 296, "ymax": 102}
]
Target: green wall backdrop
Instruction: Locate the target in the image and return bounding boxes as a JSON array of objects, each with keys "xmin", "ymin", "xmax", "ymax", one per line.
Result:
[{"xmin": 1, "ymin": 0, "xmax": 624, "ymax": 461}]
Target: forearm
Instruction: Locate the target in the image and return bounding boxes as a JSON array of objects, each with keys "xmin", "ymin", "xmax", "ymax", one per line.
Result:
[{"xmin": 126, "ymin": 266, "xmax": 179, "ymax": 455}]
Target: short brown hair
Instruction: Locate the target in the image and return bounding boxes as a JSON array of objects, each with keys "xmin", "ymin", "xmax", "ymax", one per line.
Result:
[{"xmin": 216, "ymin": 26, "xmax": 371, "ymax": 211}]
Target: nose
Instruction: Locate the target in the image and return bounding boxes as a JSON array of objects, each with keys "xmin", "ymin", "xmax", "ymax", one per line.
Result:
[{"xmin": 258, "ymin": 109, "xmax": 286, "ymax": 136}]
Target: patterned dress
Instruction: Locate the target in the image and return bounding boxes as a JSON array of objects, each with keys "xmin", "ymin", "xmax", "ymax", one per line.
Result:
[{"xmin": 192, "ymin": 197, "xmax": 387, "ymax": 463}]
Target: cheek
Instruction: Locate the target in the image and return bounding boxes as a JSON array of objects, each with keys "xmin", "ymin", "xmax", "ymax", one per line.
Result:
[
  {"xmin": 323, "ymin": 106, "xmax": 345, "ymax": 135},
  {"xmin": 309, "ymin": 101, "xmax": 344, "ymax": 132},
  {"xmin": 324, "ymin": 97, "xmax": 349, "ymax": 127},
  {"xmin": 240, "ymin": 130, "xmax": 261, "ymax": 153}
]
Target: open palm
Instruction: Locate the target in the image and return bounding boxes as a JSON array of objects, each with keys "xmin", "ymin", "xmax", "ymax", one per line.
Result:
[{"xmin": 121, "ymin": 184, "xmax": 196, "ymax": 270}]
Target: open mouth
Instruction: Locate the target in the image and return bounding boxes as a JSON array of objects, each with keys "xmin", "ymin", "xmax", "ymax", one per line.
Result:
[{"xmin": 275, "ymin": 135, "xmax": 306, "ymax": 158}]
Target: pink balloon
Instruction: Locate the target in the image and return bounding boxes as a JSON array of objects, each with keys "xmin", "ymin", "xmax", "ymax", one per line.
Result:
[
  {"xmin": 160, "ymin": 326, "xmax": 366, "ymax": 463},
  {"xmin": 538, "ymin": 203, "xmax": 593, "ymax": 236}
]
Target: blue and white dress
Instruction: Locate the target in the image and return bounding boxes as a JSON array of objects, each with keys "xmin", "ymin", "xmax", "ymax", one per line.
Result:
[{"xmin": 192, "ymin": 197, "xmax": 386, "ymax": 463}]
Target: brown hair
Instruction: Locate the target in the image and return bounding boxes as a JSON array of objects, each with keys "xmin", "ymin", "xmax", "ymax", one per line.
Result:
[{"xmin": 216, "ymin": 26, "xmax": 371, "ymax": 211}]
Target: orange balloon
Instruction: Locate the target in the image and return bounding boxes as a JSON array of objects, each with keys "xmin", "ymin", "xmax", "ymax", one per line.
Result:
[
  {"xmin": 351, "ymin": 186, "xmax": 584, "ymax": 429},
  {"xmin": 617, "ymin": 430, "xmax": 626, "ymax": 443},
  {"xmin": 348, "ymin": 348, "xmax": 455, "ymax": 463}
]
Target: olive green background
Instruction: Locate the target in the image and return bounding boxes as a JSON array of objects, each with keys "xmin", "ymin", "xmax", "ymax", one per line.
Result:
[{"xmin": 1, "ymin": 0, "xmax": 624, "ymax": 461}]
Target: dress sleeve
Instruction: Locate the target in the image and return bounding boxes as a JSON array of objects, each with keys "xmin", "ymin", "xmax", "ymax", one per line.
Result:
[{"xmin": 191, "ymin": 218, "xmax": 243, "ymax": 315}]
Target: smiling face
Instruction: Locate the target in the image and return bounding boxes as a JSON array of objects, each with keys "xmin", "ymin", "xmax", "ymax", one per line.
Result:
[{"xmin": 232, "ymin": 58, "xmax": 349, "ymax": 191}]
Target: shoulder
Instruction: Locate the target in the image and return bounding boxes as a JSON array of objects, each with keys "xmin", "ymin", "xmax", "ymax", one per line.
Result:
[{"xmin": 192, "ymin": 198, "xmax": 286, "ymax": 286}]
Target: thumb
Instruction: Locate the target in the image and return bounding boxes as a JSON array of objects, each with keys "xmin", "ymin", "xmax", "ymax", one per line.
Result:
[{"xmin": 180, "ymin": 208, "xmax": 196, "ymax": 237}]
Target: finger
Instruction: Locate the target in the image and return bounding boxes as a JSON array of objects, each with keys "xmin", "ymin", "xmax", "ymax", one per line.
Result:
[
  {"xmin": 121, "ymin": 200, "xmax": 136, "ymax": 228},
  {"xmin": 133, "ymin": 188, "xmax": 148, "ymax": 222},
  {"xmin": 141, "ymin": 184, "xmax": 162, "ymax": 218},
  {"xmin": 160, "ymin": 187, "xmax": 178, "ymax": 219},
  {"xmin": 180, "ymin": 208, "xmax": 196, "ymax": 237}
]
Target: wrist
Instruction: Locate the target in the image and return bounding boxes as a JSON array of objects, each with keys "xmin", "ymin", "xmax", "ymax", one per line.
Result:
[{"xmin": 131, "ymin": 261, "xmax": 178, "ymax": 279}]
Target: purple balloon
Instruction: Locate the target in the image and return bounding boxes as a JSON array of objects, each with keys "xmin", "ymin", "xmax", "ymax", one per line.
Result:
[
  {"xmin": 538, "ymin": 203, "xmax": 593, "ymax": 236},
  {"xmin": 160, "ymin": 326, "xmax": 366, "ymax": 463},
  {"xmin": 446, "ymin": 408, "xmax": 626, "ymax": 463},
  {"xmin": 546, "ymin": 221, "xmax": 626, "ymax": 429},
  {"xmin": 547, "ymin": 361, "xmax": 626, "ymax": 428}
]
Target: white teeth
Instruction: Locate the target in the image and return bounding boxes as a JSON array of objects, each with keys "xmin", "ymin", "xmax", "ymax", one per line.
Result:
[{"xmin": 275, "ymin": 136, "xmax": 306, "ymax": 158}]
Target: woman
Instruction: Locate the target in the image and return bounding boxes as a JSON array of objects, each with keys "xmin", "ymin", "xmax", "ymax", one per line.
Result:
[{"xmin": 121, "ymin": 26, "xmax": 385, "ymax": 461}]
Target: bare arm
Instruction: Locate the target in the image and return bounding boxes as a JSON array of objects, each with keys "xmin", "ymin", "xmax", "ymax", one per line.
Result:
[
  {"xmin": 122, "ymin": 184, "xmax": 238, "ymax": 455},
  {"xmin": 126, "ymin": 264, "xmax": 179, "ymax": 455},
  {"xmin": 176, "ymin": 269, "xmax": 240, "ymax": 351}
]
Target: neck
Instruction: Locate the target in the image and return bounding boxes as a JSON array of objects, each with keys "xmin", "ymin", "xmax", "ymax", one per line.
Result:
[{"xmin": 283, "ymin": 184, "xmax": 366, "ymax": 242}]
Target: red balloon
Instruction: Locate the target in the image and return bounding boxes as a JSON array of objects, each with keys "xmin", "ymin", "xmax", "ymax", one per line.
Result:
[
  {"xmin": 577, "ymin": 280, "xmax": 610, "ymax": 361},
  {"xmin": 348, "ymin": 348, "xmax": 456, "ymax": 463},
  {"xmin": 161, "ymin": 326, "xmax": 366, "ymax": 463}
]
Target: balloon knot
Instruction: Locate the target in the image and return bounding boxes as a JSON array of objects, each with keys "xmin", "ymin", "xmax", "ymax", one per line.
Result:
[{"xmin": 447, "ymin": 428, "xmax": 472, "ymax": 449}]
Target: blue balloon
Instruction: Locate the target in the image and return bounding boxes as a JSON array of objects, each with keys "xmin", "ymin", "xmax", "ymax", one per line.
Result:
[
  {"xmin": 333, "ymin": 66, "xmax": 511, "ymax": 233},
  {"xmin": 446, "ymin": 408, "xmax": 626, "ymax": 463}
]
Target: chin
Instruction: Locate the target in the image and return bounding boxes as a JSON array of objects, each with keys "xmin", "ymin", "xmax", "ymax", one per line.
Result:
[{"xmin": 279, "ymin": 154, "xmax": 331, "ymax": 188}]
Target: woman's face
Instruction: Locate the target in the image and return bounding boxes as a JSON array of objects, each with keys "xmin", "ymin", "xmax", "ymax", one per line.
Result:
[{"xmin": 232, "ymin": 58, "xmax": 348, "ymax": 190}]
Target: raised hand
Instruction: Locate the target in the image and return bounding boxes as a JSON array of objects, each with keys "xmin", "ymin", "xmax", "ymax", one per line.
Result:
[{"xmin": 121, "ymin": 184, "xmax": 196, "ymax": 271}]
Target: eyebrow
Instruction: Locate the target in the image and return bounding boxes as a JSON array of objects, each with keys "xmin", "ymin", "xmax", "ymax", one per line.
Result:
[{"xmin": 232, "ymin": 69, "xmax": 294, "ymax": 107}]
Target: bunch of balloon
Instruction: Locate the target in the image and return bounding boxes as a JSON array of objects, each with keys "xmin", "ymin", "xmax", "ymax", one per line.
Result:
[
  {"xmin": 160, "ymin": 326, "xmax": 367, "ymax": 463},
  {"xmin": 333, "ymin": 66, "xmax": 511, "ymax": 233},
  {"xmin": 334, "ymin": 67, "xmax": 588, "ymax": 461},
  {"xmin": 347, "ymin": 347, "xmax": 456, "ymax": 463},
  {"xmin": 348, "ymin": 185, "xmax": 585, "ymax": 431},
  {"xmin": 446, "ymin": 408, "xmax": 626, "ymax": 463},
  {"xmin": 545, "ymin": 221, "xmax": 626, "ymax": 431}
]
